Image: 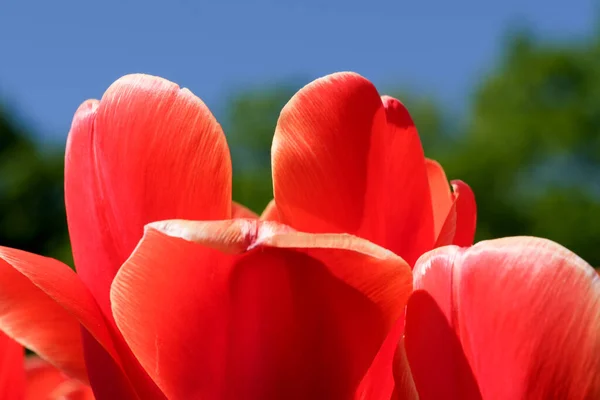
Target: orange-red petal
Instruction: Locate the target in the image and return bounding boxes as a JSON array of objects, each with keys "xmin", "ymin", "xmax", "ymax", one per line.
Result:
[
  {"xmin": 0, "ymin": 332, "xmax": 24, "ymax": 400},
  {"xmin": 25, "ymin": 358, "xmax": 65, "ymax": 399},
  {"xmin": 231, "ymin": 202, "xmax": 258, "ymax": 219},
  {"xmin": 450, "ymin": 180, "xmax": 476, "ymax": 246},
  {"xmin": 356, "ymin": 314, "xmax": 417, "ymax": 400},
  {"xmin": 272, "ymin": 73, "xmax": 434, "ymax": 266},
  {"xmin": 405, "ymin": 237, "xmax": 600, "ymax": 399},
  {"xmin": 260, "ymin": 199, "xmax": 280, "ymax": 221},
  {"xmin": 0, "ymin": 247, "xmax": 146, "ymax": 398},
  {"xmin": 111, "ymin": 219, "xmax": 412, "ymax": 399},
  {"xmin": 24, "ymin": 357, "xmax": 79, "ymax": 400},
  {"xmin": 65, "ymin": 76, "xmax": 231, "ymax": 399},
  {"xmin": 0, "ymin": 247, "xmax": 124, "ymax": 383},
  {"xmin": 425, "ymin": 159, "xmax": 453, "ymax": 240},
  {"xmin": 49, "ymin": 382, "xmax": 95, "ymax": 400}
]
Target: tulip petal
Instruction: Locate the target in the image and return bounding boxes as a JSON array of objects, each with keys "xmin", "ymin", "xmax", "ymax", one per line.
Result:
[
  {"xmin": 406, "ymin": 237, "xmax": 600, "ymax": 399},
  {"xmin": 450, "ymin": 180, "xmax": 476, "ymax": 246},
  {"xmin": 425, "ymin": 159, "xmax": 453, "ymax": 240},
  {"xmin": 433, "ymin": 202, "xmax": 457, "ymax": 247},
  {"xmin": 272, "ymin": 73, "xmax": 434, "ymax": 265},
  {"xmin": 65, "ymin": 77, "xmax": 230, "ymax": 399},
  {"xmin": 0, "ymin": 332, "xmax": 24, "ymax": 400},
  {"xmin": 65, "ymin": 75, "xmax": 232, "ymax": 314},
  {"xmin": 356, "ymin": 314, "xmax": 419, "ymax": 400},
  {"xmin": 49, "ymin": 380, "xmax": 95, "ymax": 400},
  {"xmin": 25, "ymin": 365, "xmax": 94, "ymax": 400},
  {"xmin": 65, "ymin": 95, "xmax": 166, "ymax": 400},
  {"xmin": 260, "ymin": 199, "xmax": 280, "ymax": 221},
  {"xmin": 404, "ymin": 290, "xmax": 481, "ymax": 400},
  {"xmin": 25, "ymin": 357, "xmax": 71, "ymax": 400},
  {"xmin": 0, "ymin": 247, "xmax": 144, "ymax": 398},
  {"xmin": 111, "ymin": 219, "xmax": 412, "ymax": 399},
  {"xmin": 232, "ymin": 202, "xmax": 258, "ymax": 219},
  {"xmin": 64, "ymin": 99, "xmax": 107, "ymax": 309},
  {"xmin": 0, "ymin": 246, "xmax": 125, "ymax": 383},
  {"xmin": 391, "ymin": 338, "xmax": 419, "ymax": 400}
]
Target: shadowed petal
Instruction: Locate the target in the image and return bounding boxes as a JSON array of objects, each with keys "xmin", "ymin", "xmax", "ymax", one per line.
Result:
[
  {"xmin": 25, "ymin": 357, "xmax": 66, "ymax": 399},
  {"xmin": 450, "ymin": 180, "xmax": 476, "ymax": 246},
  {"xmin": 0, "ymin": 247, "xmax": 145, "ymax": 398},
  {"xmin": 425, "ymin": 159, "xmax": 453, "ymax": 240},
  {"xmin": 232, "ymin": 202, "xmax": 258, "ymax": 219},
  {"xmin": 405, "ymin": 237, "xmax": 600, "ymax": 399},
  {"xmin": 48, "ymin": 380, "xmax": 95, "ymax": 400},
  {"xmin": 111, "ymin": 219, "xmax": 412, "ymax": 400},
  {"xmin": 0, "ymin": 247, "xmax": 122, "ymax": 383},
  {"xmin": 356, "ymin": 314, "xmax": 419, "ymax": 400},
  {"xmin": 260, "ymin": 199, "xmax": 280, "ymax": 221}
]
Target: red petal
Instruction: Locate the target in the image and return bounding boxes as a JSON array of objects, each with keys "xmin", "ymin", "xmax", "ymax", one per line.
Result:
[
  {"xmin": 391, "ymin": 337, "xmax": 419, "ymax": 400},
  {"xmin": 232, "ymin": 202, "xmax": 258, "ymax": 219},
  {"xmin": 433, "ymin": 202, "xmax": 457, "ymax": 247},
  {"xmin": 65, "ymin": 75, "xmax": 232, "ymax": 315},
  {"xmin": 0, "ymin": 247, "xmax": 147, "ymax": 398},
  {"xmin": 25, "ymin": 357, "xmax": 70, "ymax": 400},
  {"xmin": 0, "ymin": 247, "xmax": 124, "ymax": 383},
  {"xmin": 450, "ymin": 180, "xmax": 476, "ymax": 246},
  {"xmin": 356, "ymin": 314, "xmax": 419, "ymax": 400},
  {"xmin": 406, "ymin": 237, "xmax": 600, "ymax": 399},
  {"xmin": 425, "ymin": 159, "xmax": 453, "ymax": 240},
  {"xmin": 272, "ymin": 73, "xmax": 434, "ymax": 266},
  {"xmin": 49, "ymin": 380, "xmax": 95, "ymax": 400},
  {"xmin": 0, "ymin": 332, "xmax": 25, "ymax": 400},
  {"xmin": 111, "ymin": 219, "xmax": 412, "ymax": 399},
  {"xmin": 24, "ymin": 357, "xmax": 94, "ymax": 399},
  {"xmin": 260, "ymin": 199, "xmax": 280, "ymax": 221},
  {"xmin": 65, "ymin": 76, "xmax": 230, "ymax": 399}
]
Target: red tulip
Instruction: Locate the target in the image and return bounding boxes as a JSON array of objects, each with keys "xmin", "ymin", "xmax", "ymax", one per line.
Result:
[
  {"xmin": 270, "ymin": 72, "xmax": 476, "ymax": 266},
  {"xmin": 387, "ymin": 237, "xmax": 600, "ymax": 399},
  {"xmin": 0, "ymin": 74, "xmax": 414, "ymax": 399},
  {"xmin": 0, "ymin": 333, "xmax": 93, "ymax": 399}
]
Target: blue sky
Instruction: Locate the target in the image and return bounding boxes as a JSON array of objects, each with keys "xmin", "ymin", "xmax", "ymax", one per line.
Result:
[{"xmin": 0, "ymin": 0, "xmax": 596, "ymax": 143}]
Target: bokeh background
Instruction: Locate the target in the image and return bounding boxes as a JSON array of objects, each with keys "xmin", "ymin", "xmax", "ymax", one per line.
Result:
[{"xmin": 0, "ymin": 0, "xmax": 598, "ymax": 267}]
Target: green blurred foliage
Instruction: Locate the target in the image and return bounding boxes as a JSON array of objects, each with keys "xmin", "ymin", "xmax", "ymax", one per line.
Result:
[
  {"xmin": 0, "ymin": 105, "xmax": 72, "ymax": 264},
  {"xmin": 225, "ymin": 83, "xmax": 300, "ymax": 213},
  {"xmin": 431, "ymin": 32, "xmax": 600, "ymax": 266},
  {"xmin": 0, "ymin": 31, "xmax": 598, "ymax": 267}
]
